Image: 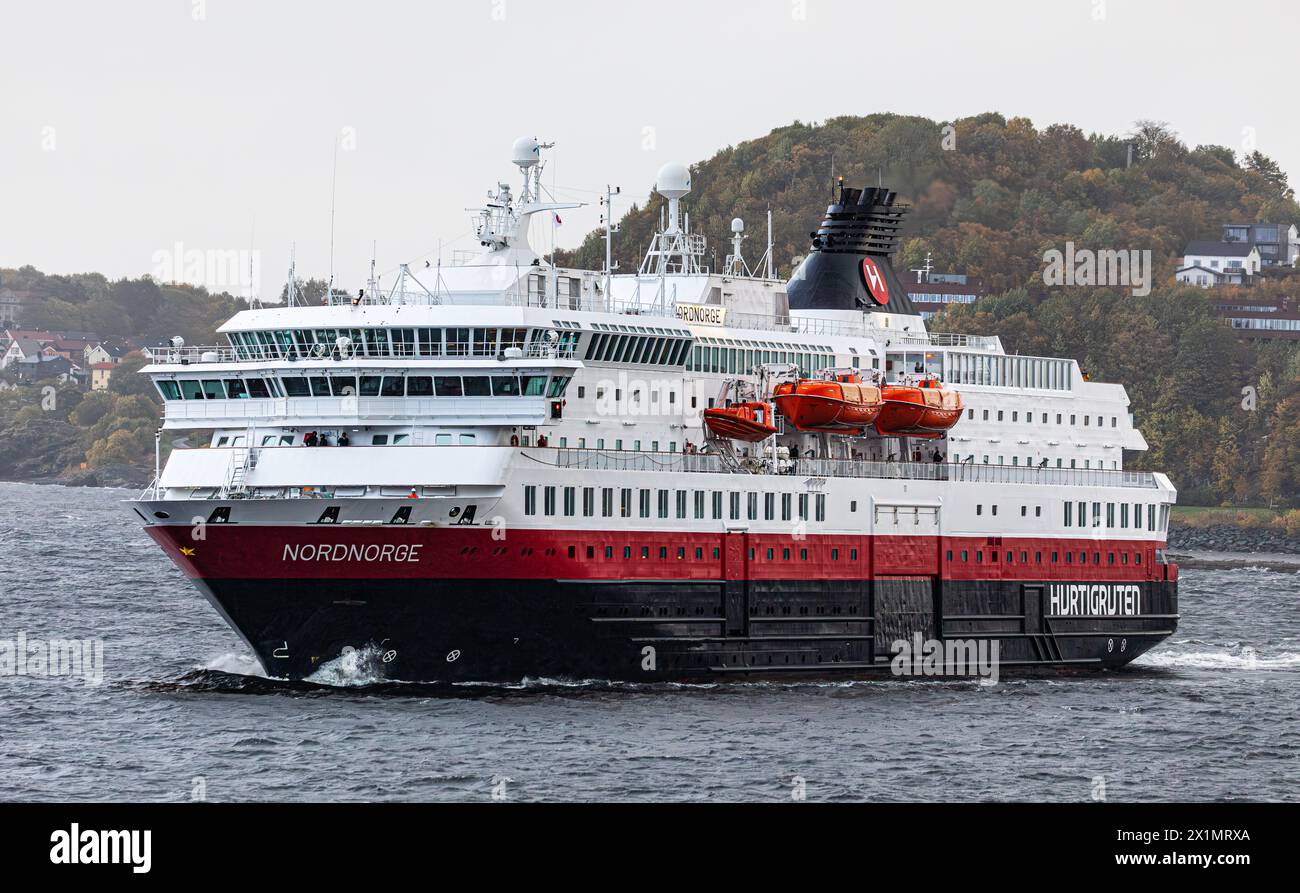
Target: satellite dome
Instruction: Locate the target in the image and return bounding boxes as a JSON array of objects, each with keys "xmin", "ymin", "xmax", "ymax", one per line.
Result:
[
  {"xmin": 655, "ymin": 162, "xmax": 691, "ymax": 199},
  {"xmin": 512, "ymin": 136, "xmax": 541, "ymax": 168},
  {"xmin": 731, "ymin": 217, "xmax": 745, "ymax": 233}
]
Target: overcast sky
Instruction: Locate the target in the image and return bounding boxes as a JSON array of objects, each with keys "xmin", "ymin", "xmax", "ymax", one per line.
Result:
[{"xmin": 2, "ymin": 0, "xmax": 1294, "ymax": 298}]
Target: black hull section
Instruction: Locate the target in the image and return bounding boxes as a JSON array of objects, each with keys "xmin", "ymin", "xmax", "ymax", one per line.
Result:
[{"xmin": 193, "ymin": 577, "xmax": 1179, "ymax": 683}]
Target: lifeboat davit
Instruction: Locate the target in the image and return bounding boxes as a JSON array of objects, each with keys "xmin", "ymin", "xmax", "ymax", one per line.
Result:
[
  {"xmin": 771, "ymin": 373, "xmax": 882, "ymax": 434},
  {"xmin": 704, "ymin": 401, "xmax": 779, "ymax": 442},
  {"xmin": 875, "ymin": 379, "xmax": 963, "ymax": 439}
]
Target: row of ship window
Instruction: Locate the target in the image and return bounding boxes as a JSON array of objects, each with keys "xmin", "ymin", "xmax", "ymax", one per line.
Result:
[
  {"xmin": 156, "ymin": 374, "xmax": 572, "ymax": 401},
  {"xmin": 974, "ymin": 500, "xmax": 1164, "ymax": 531},
  {"xmin": 213, "ymin": 432, "xmax": 424, "ymax": 447},
  {"xmin": 946, "ymin": 549, "xmax": 1147, "ymax": 566},
  {"xmin": 968, "ymin": 408, "xmax": 1120, "ymax": 427},
  {"xmin": 685, "ymin": 343, "xmax": 838, "ymax": 375},
  {"xmin": 523, "ymin": 485, "xmax": 828, "ymax": 523},
  {"xmin": 457, "ymin": 542, "xmax": 1152, "ymax": 570},
  {"xmin": 227, "ymin": 327, "xmax": 580, "ymax": 359},
  {"xmin": 583, "ymin": 332, "xmax": 692, "ymax": 366},
  {"xmin": 942, "ymin": 351, "xmax": 1074, "ymax": 391},
  {"xmin": 1064, "ymin": 501, "xmax": 1165, "ymax": 532},
  {"xmin": 954, "ymin": 455, "xmax": 1118, "ymax": 470},
  {"xmin": 526, "ymin": 486, "xmax": 1167, "ymax": 533}
]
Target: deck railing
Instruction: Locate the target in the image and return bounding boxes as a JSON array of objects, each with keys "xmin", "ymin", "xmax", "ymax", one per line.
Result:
[
  {"xmin": 548, "ymin": 449, "xmax": 1160, "ymax": 489},
  {"xmin": 148, "ymin": 342, "xmax": 579, "ymax": 365}
]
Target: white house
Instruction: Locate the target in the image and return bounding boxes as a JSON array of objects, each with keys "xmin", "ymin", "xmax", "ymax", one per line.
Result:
[
  {"xmin": 1178, "ymin": 240, "xmax": 1262, "ymax": 287},
  {"xmin": 1, "ymin": 338, "xmax": 44, "ymax": 369}
]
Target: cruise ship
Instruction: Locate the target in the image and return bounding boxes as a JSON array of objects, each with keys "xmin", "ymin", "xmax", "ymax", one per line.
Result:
[{"xmin": 133, "ymin": 139, "xmax": 1179, "ymax": 681}]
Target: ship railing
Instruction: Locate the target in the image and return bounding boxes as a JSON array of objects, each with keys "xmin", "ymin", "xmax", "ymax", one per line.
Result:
[
  {"xmin": 150, "ymin": 342, "xmax": 578, "ymax": 365},
  {"xmin": 149, "ymin": 345, "xmax": 239, "ymax": 365},
  {"xmin": 897, "ymin": 332, "xmax": 1002, "ymax": 351},
  {"xmin": 548, "ymin": 449, "xmax": 1160, "ymax": 489}
]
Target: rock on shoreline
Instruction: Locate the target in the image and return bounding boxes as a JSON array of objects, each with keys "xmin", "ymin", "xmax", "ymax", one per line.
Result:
[{"xmin": 1168, "ymin": 523, "xmax": 1300, "ymax": 555}]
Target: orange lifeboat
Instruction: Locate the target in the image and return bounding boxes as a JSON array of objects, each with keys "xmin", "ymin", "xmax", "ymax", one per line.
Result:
[
  {"xmin": 771, "ymin": 372, "xmax": 882, "ymax": 434},
  {"xmin": 704, "ymin": 401, "xmax": 779, "ymax": 442},
  {"xmin": 875, "ymin": 379, "xmax": 963, "ymax": 439}
]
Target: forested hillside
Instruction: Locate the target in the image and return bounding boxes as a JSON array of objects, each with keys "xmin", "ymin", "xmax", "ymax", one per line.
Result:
[
  {"xmin": 0, "ymin": 269, "xmax": 247, "ymax": 486},
  {"xmin": 3, "ymin": 266, "xmax": 246, "ymax": 347},
  {"xmin": 557, "ymin": 113, "xmax": 1298, "ymax": 289}
]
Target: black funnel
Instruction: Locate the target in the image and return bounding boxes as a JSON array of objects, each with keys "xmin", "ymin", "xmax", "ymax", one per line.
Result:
[{"xmin": 786, "ymin": 183, "xmax": 917, "ymax": 314}]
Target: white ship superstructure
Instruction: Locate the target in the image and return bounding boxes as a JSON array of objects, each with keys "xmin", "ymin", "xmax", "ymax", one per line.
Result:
[{"xmin": 134, "ymin": 141, "xmax": 1178, "ymax": 681}]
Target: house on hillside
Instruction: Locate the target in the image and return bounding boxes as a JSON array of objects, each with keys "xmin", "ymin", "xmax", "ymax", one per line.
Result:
[
  {"xmin": 47, "ymin": 334, "xmax": 96, "ymax": 362},
  {"xmin": 0, "ymin": 288, "xmax": 27, "ymax": 327},
  {"xmin": 90, "ymin": 361, "xmax": 118, "ymax": 391},
  {"xmin": 1213, "ymin": 294, "xmax": 1300, "ymax": 340},
  {"xmin": 1177, "ymin": 241, "xmax": 1262, "ymax": 287},
  {"xmin": 13, "ymin": 354, "xmax": 83, "ymax": 384},
  {"xmin": 1221, "ymin": 223, "xmax": 1300, "ymax": 267},
  {"xmin": 1, "ymin": 338, "xmax": 47, "ymax": 369},
  {"xmin": 904, "ymin": 255, "xmax": 989, "ymax": 319},
  {"xmin": 85, "ymin": 338, "xmax": 133, "ymax": 366}
]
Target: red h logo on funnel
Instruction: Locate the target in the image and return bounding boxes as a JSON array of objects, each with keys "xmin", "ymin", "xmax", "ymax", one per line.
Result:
[{"xmin": 861, "ymin": 257, "xmax": 889, "ymax": 305}]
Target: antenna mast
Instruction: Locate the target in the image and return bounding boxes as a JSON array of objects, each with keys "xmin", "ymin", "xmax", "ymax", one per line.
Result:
[
  {"xmin": 766, "ymin": 209, "xmax": 774, "ymax": 279},
  {"xmin": 603, "ymin": 183, "xmax": 621, "ymax": 308},
  {"xmin": 247, "ymin": 212, "xmax": 258, "ymax": 308},
  {"xmin": 327, "ymin": 136, "xmax": 340, "ymax": 305},
  {"xmin": 285, "ymin": 244, "xmax": 297, "ymax": 307}
]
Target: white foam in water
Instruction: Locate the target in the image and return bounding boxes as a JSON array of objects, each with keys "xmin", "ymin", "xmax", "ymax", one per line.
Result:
[
  {"xmin": 1137, "ymin": 648, "xmax": 1300, "ymax": 670},
  {"xmin": 304, "ymin": 645, "xmax": 391, "ymax": 687},
  {"xmin": 203, "ymin": 652, "xmax": 270, "ymax": 678}
]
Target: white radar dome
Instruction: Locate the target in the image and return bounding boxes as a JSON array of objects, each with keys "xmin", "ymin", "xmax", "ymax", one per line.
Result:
[
  {"xmin": 731, "ymin": 217, "xmax": 745, "ymax": 233},
  {"xmin": 512, "ymin": 136, "xmax": 541, "ymax": 168},
  {"xmin": 655, "ymin": 162, "xmax": 691, "ymax": 199}
]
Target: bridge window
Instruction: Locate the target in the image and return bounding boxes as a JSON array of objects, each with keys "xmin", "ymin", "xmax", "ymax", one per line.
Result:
[
  {"xmin": 156, "ymin": 381, "xmax": 181, "ymax": 400},
  {"xmin": 463, "ymin": 376, "xmax": 491, "ymax": 397},
  {"xmin": 281, "ymin": 377, "xmax": 309, "ymax": 397},
  {"xmin": 403, "ymin": 376, "xmax": 432, "ymax": 397},
  {"xmin": 491, "ymin": 376, "xmax": 522, "ymax": 397},
  {"xmin": 329, "ymin": 375, "xmax": 356, "ymax": 397},
  {"xmin": 447, "ymin": 328, "xmax": 471, "ymax": 356}
]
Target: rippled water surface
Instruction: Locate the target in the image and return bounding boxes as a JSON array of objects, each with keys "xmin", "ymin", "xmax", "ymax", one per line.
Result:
[{"xmin": 1, "ymin": 482, "xmax": 1296, "ymax": 801}]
